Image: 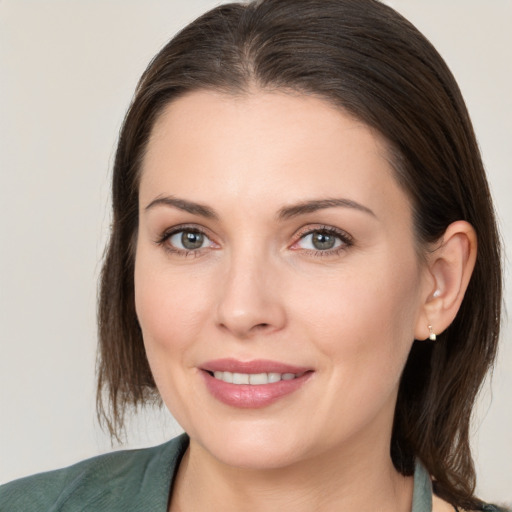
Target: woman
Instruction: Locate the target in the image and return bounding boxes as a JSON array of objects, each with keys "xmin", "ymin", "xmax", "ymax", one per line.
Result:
[{"xmin": 0, "ymin": 0, "xmax": 507, "ymax": 510}]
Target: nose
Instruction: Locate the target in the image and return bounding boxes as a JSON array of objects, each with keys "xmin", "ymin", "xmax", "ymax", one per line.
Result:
[{"xmin": 215, "ymin": 251, "xmax": 287, "ymax": 339}]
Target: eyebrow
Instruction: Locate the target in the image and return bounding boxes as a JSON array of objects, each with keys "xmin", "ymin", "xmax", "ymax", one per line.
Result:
[
  {"xmin": 144, "ymin": 196, "xmax": 218, "ymax": 219},
  {"xmin": 144, "ymin": 195, "xmax": 375, "ymax": 220},
  {"xmin": 277, "ymin": 198, "xmax": 376, "ymax": 220}
]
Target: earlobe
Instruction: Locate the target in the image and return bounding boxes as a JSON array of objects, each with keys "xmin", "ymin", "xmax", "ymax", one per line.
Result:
[{"xmin": 415, "ymin": 221, "xmax": 477, "ymax": 340}]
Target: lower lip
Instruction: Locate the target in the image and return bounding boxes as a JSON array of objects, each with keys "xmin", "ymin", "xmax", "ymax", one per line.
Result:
[{"xmin": 201, "ymin": 371, "xmax": 313, "ymax": 408}]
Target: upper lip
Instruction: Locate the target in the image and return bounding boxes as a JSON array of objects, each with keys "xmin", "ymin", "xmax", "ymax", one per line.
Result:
[{"xmin": 200, "ymin": 358, "xmax": 312, "ymax": 374}]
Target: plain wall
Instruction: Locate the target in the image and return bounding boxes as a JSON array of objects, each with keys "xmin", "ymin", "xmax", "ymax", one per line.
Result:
[{"xmin": 1, "ymin": 0, "xmax": 510, "ymax": 504}]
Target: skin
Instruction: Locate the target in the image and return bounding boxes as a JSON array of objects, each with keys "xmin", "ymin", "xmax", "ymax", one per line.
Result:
[{"xmin": 134, "ymin": 90, "xmax": 475, "ymax": 511}]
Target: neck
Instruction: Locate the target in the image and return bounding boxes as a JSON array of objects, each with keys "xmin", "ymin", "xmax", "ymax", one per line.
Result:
[{"xmin": 169, "ymin": 434, "xmax": 414, "ymax": 512}]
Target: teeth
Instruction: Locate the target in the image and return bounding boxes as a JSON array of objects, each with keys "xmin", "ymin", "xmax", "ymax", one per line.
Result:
[
  {"xmin": 249, "ymin": 373, "xmax": 268, "ymax": 385},
  {"xmin": 233, "ymin": 373, "xmax": 249, "ymax": 384},
  {"xmin": 212, "ymin": 371, "xmax": 299, "ymax": 385},
  {"xmin": 214, "ymin": 371, "xmax": 233, "ymax": 383}
]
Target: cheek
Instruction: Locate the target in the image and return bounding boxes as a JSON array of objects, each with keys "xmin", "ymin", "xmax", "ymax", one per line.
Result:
[
  {"xmin": 133, "ymin": 249, "xmax": 214, "ymax": 424},
  {"xmin": 296, "ymin": 254, "xmax": 422, "ymax": 373},
  {"xmin": 292, "ymin": 257, "xmax": 423, "ymax": 440},
  {"xmin": 134, "ymin": 250, "xmax": 211, "ymax": 356}
]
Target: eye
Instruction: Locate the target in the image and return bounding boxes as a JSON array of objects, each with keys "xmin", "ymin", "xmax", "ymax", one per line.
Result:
[
  {"xmin": 292, "ymin": 226, "xmax": 353, "ymax": 254},
  {"xmin": 169, "ymin": 230, "xmax": 208, "ymax": 250},
  {"xmin": 299, "ymin": 231, "xmax": 341, "ymax": 250},
  {"xmin": 156, "ymin": 226, "xmax": 217, "ymax": 255}
]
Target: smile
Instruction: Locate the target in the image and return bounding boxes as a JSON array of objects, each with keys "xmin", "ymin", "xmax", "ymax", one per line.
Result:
[
  {"xmin": 211, "ymin": 371, "xmax": 302, "ymax": 385},
  {"xmin": 200, "ymin": 359, "xmax": 313, "ymax": 408}
]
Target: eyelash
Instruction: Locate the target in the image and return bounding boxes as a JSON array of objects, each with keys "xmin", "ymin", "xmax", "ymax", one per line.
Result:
[
  {"xmin": 292, "ymin": 225, "xmax": 353, "ymax": 257},
  {"xmin": 155, "ymin": 224, "xmax": 353, "ymax": 258},
  {"xmin": 155, "ymin": 224, "xmax": 213, "ymax": 258}
]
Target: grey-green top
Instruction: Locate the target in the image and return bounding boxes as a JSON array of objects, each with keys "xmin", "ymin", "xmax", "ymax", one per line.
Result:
[{"xmin": 0, "ymin": 434, "xmax": 505, "ymax": 511}]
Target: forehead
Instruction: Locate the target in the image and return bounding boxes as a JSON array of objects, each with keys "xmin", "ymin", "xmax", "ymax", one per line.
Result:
[{"xmin": 139, "ymin": 89, "xmax": 412, "ymax": 226}]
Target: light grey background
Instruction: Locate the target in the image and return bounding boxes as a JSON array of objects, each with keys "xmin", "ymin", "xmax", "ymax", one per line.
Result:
[{"xmin": 1, "ymin": 0, "xmax": 511, "ymax": 503}]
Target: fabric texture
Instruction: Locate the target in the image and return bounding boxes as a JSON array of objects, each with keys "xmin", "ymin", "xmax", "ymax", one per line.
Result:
[
  {"xmin": 413, "ymin": 460, "xmax": 433, "ymax": 511},
  {"xmin": 0, "ymin": 435, "xmax": 189, "ymax": 511},
  {"xmin": 0, "ymin": 434, "xmax": 506, "ymax": 511}
]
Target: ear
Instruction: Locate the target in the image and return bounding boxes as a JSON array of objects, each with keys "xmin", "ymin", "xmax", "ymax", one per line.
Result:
[{"xmin": 415, "ymin": 221, "xmax": 477, "ymax": 340}]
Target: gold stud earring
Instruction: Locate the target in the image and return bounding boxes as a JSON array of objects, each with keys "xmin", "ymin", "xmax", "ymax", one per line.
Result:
[{"xmin": 428, "ymin": 325, "xmax": 436, "ymax": 341}]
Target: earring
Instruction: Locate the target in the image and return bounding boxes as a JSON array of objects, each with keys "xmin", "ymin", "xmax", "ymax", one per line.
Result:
[
  {"xmin": 433, "ymin": 289, "xmax": 441, "ymax": 298},
  {"xmin": 428, "ymin": 325, "xmax": 437, "ymax": 341}
]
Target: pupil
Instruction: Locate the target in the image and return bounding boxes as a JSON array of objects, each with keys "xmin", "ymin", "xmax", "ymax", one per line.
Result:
[
  {"xmin": 312, "ymin": 232, "xmax": 335, "ymax": 250},
  {"xmin": 181, "ymin": 231, "xmax": 204, "ymax": 249}
]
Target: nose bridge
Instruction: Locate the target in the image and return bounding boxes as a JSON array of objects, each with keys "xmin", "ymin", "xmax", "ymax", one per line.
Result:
[{"xmin": 215, "ymin": 238, "xmax": 286, "ymax": 338}]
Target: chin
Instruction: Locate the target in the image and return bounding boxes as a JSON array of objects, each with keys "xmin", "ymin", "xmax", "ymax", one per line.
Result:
[{"xmin": 192, "ymin": 424, "xmax": 306, "ymax": 470}]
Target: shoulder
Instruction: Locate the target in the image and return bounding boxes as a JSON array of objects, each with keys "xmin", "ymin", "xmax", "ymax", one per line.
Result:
[
  {"xmin": 0, "ymin": 433, "xmax": 189, "ymax": 511},
  {"xmin": 431, "ymin": 483, "xmax": 509, "ymax": 512},
  {"xmin": 435, "ymin": 496, "xmax": 511, "ymax": 512}
]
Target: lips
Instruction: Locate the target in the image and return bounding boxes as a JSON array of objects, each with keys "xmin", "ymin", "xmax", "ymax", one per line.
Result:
[{"xmin": 200, "ymin": 358, "xmax": 313, "ymax": 408}]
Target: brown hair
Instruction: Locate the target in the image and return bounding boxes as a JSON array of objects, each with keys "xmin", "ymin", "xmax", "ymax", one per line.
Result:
[{"xmin": 97, "ymin": 0, "xmax": 502, "ymax": 508}]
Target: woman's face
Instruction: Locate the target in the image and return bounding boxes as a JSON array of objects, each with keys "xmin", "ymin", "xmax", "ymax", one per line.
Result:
[{"xmin": 135, "ymin": 90, "xmax": 431, "ymax": 469}]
